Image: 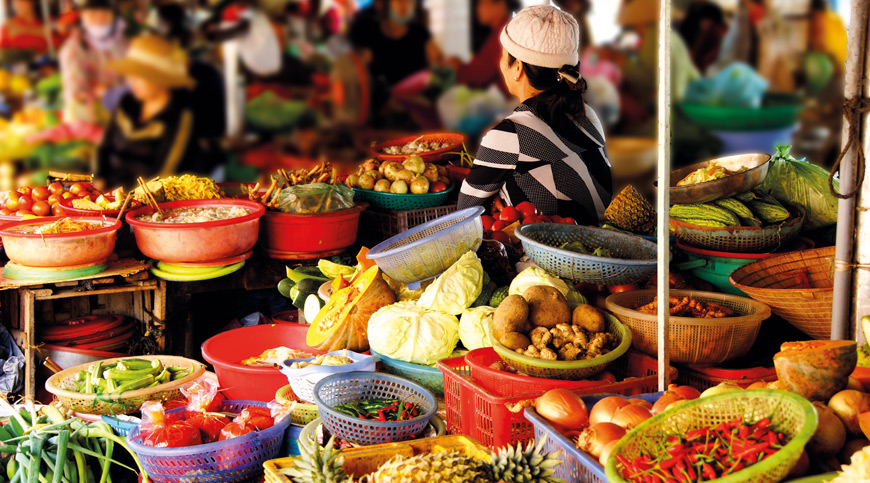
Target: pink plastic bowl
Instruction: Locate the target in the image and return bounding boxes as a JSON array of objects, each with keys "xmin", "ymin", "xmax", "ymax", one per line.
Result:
[
  {"xmin": 0, "ymin": 217, "xmax": 120, "ymax": 267},
  {"xmin": 126, "ymin": 199, "xmax": 265, "ymax": 263}
]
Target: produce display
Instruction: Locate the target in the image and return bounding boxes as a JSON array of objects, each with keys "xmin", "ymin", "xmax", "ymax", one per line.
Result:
[
  {"xmin": 493, "ymin": 288, "xmax": 616, "ymax": 361},
  {"xmin": 135, "ymin": 205, "xmax": 253, "ymax": 223},
  {"xmin": 242, "ymin": 347, "xmax": 315, "ymax": 366},
  {"xmin": 633, "ymin": 296, "xmax": 734, "ymax": 318},
  {"xmin": 132, "ymin": 174, "xmax": 222, "ymax": 203},
  {"xmin": 332, "ymin": 398, "xmax": 423, "ymax": 421},
  {"xmin": 70, "ymin": 195, "xmax": 138, "ymax": 211},
  {"xmin": 345, "ymin": 156, "xmax": 450, "ymax": 194},
  {"xmin": 288, "ymin": 353, "xmax": 354, "ymax": 369},
  {"xmin": 483, "ymin": 200, "xmax": 577, "ymax": 247},
  {"xmin": 246, "ymin": 163, "xmax": 341, "ymax": 210},
  {"xmin": 62, "ymin": 358, "xmax": 193, "ymax": 393},
  {"xmin": 604, "ymin": 185, "xmax": 655, "ymax": 234},
  {"xmin": 773, "ymin": 340, "xmax": 857, "ymax": 402},
  {"xmin": 1, "ymin": 181, "xmax": 100, "ymax": 217},
  {"xmin": 670, "ymin": 190, "xmax": 792, "ymax": 228},
  {"xmin": 381, "ymin": 139, "xmax": 451, "ymax": 155},
  {"xmin": 677, "ymin": 163, "xmax": 749, "ymax": 186}
]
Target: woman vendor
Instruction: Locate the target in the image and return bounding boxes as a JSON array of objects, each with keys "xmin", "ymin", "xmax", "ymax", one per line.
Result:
[
  {"xmin": 446, "ymin": 0, "xmax": 519, "ymax": 94},
  {"xmin": 457, "ymin": 5, "xmax": 612, "ymax": 226},
  {"xmin": 97, "ymin": 34, "xmax": 211, "ymax": 187},
  {"xmin": 59, "ymin": 0, "xmax": 128, "ymax": 124},
  {"xmin": 0, "ymin": 0, "xmax": 58, "ymax": 55}
]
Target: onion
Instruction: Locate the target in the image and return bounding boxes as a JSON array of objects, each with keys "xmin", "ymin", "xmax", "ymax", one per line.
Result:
[
  {"xmin": 599, "ymin": 439, "xmax": 621, "ymax": 467},
  {"xmin": 666, "ymin": 400, "xmax": 690, "ymax": 412},
  {"xmin": 535, "ymin": 389, "xmax": 588, "ymax": 432},
  {"xmin": 787, "ymin": 451, "xmax": 810, "ymax": 478},
  {"xmin": 829, "ymin": 390, "xmax": 870, "ymax": 434},
  {"xmin": 576, "ymin": 422, "xmax": 625, "ymax": 458},
  {"xmin": 594, "ymin": 371, "xmax": 617, "ymax": 384},
  {"xmin": 840, "ymin": 438, "xmax": 870, "ymax": 464},
  {"xmin": 627, "ymin": 398, "xmax": 653, "ymax": 410},
  {"xmin": 808, "ymin": 401, "xmax": 847, "ymax": 455},
  {"xmin": 747, "ymin": 381, "xmax": 768, "ymax": 389},
  {"xmin": 612, "ymin": 404, "xmax": 652, "ymax": 430},
  {"xmin": 589, "ymin": 397, "xmax": 629, "ymax": 425},
  {"xmin": 859, "ymin": 412, "xmax": 870, "ymax": 440},
  {"xmin": 700, "ymin": 381, "xmax": 743, "ymax": 398},
  {"xmin": 667, "ymin": 384, "xmax": 701, "ymax": 400},
  {"xmin": 848, "ymin": 377, "xmax": 865, "ymax": 392},
  {"xmin": 652, "ymin": 392, "xmax": 685, "ymax": 415}
]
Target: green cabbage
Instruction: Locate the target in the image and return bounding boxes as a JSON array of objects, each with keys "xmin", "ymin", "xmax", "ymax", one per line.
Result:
[
  {"xmin": 458, "ymin": 306, "xmax": 496, "ymax": 351},
  {"xmin": 367, "ymin": 302, "xmax": 460, "ymax": 365},
  {"xmin": 417, "ymin": 251, "xmax": 484, "ymax": 315},
  {"xmin": 509, "ymin": 267, "xmax": 570, "ymax": 297}
]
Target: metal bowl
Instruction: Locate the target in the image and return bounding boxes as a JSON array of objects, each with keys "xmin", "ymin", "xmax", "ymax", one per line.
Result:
[{"xmin": 669, "ymin": 153, "xmax": 772, "ymax": 204}]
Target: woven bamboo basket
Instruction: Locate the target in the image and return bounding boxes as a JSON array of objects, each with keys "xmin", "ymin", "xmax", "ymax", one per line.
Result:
[
  {"xmin": 45, "ymin": 355, "xmax": 206, "ymax": 415},
  {"xmin": 729, "ymin": 246, "xmax": 833, "ymax": 339}
]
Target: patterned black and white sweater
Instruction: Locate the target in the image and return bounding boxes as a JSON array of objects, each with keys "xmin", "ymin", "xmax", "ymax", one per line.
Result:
[{"xmin": 457, "ymin": 102, "xmax": 613, "ymax": 225}]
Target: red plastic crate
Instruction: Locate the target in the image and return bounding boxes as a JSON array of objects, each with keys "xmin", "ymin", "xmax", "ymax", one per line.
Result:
[
  {"xmin": 435, "ymin": 351, "xmax": 676, "ymax": 449},
  {"xmin": 676, "ymin": 364, "xmax": 776, "ymax": 390}
]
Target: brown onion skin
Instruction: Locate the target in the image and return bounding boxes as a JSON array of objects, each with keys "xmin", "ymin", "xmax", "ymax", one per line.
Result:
[
  {"xmin": 535, "ymin": 388, "xmax": 589, "ymax": 432},
  {"xmin": 612, "ymin": 404, "xmax": 652, "ymax": 430},
  {"xmin": 589, "ymin": 396, "xmax": 629, "ymax": 426}
]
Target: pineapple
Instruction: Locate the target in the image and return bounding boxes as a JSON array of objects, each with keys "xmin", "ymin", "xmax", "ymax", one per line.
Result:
[
  {"xmin": 368, "ymin": 450, "xmax": 492, "ymax": 482},
  {"xmin": 281, "ymin": 437, "xmax": 352, "ymax": 483},
  {"xmin": 604, "ymin": 185, "xmax": 655, "ymax": 234},
  {"xmin": 489, "ymin": 438, "xmax": 561, "ymax": 483}
]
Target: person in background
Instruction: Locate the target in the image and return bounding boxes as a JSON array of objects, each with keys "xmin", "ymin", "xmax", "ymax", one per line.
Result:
[
  {"xmin": 98, "ymin": 35, "xmax": 210, "ymax": 187},
  {"xmin": 457, "ymin": 6, "xmax": 612, "ymax": 225},
  {"xmin": 808, "ymin": 0, "xmax": 847, "ymax": 74},
  {"xmin": 678, "ymin": 1, "xmax": 727, "ymax": 73},
  {"xmin": 446, "ymin": 0, "xmax": 519, "ymax": 95},
  {"xmin": 551, "ymin": 0, "xmax": 593, "ymax": 54},
  {"xmin": 0, "ymin": 0, "xmax": 58, "ymax": 55},
  {"xmin": 59, "ymin": 0, "xmax": 128, "ymax": 124}
]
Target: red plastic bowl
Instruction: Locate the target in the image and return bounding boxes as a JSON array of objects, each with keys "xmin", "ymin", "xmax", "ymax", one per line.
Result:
[
  {"xmin": 260, "ymin": 203, "xmax": 366, "ymax": 257},
  {"xmin": 126, "ymin": 199, "xmax": 265, "ymax": 263},
  {"xmin": 201, "ymin": 323, "xmax": 323, "ymax": 401},
  {"xmin": 0, "ymin": 216, "xmax": 120, "ymax": 267}
]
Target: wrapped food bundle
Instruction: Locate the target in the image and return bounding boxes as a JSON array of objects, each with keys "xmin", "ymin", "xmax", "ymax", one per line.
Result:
[{"xmin": 275, "ymin": 183, "xmax": 355, "ymax": 214}]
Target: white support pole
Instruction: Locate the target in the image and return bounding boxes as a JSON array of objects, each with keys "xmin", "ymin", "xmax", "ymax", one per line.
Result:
[
  {"xmin": 40, "ymin": 0, "xmax": 54, "ymax": 57},
  {"xmin": 656, "ymin": 0, "xmax": 671, "ymax": 391}
]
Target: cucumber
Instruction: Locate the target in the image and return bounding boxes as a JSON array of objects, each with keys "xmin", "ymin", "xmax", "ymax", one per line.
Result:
[
  {"xmin": 289, "ymin": 286, "xmax": 300, "ymax": 301},
  {"xmin": 489, "ymin": 286, "xmax": 510, "ymax": 307},
  {"xmin": 297, "ymin": 278, "xmax": 324, "ymax": 294},
  {"xmin": 304, "ymin": 294, "xmax": 325, "ymax": 323},
  {"xmin": 471, "ymin": 282, "xmax": 496, "ymax": 308},
  {"xmin": 292, "ymin": 288, "xmax": 308, "ymax": 309},
  {"xmin": 277, "ymin": 278, "xmax": 296, "ymax": 298}
]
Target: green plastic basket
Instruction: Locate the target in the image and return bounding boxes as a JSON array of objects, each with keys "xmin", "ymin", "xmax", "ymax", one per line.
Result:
[
  {"xmin": 786, "ymin": 473, "xmax": 838, "ymax": 483},
  {"xmin": 490, "ymin": 314, "xmax": 631, "ymax": 380},
  {"xmin": 371, "ymin": 350, "xmax": 444, "ymax": 395},
  {"xmin": 680, "ymin": 103, "xmax": 802, "ymax": 131},
  {"xmin": 605, "ymin": 389, "xmax": 818, "ymax": 483},
  {"xmin": 352, "ymin": 186, "xmax": 454, "ymax": 211}
]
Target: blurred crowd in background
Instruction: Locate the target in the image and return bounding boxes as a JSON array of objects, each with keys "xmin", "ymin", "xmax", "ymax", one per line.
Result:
[{"xmin": 0, "ymin": 0, "xmax": 852, "ymax": 194}]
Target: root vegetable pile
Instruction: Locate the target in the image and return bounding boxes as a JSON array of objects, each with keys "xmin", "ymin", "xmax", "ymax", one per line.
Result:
[{"xmin": 634, "ymin": 297, "xmax": 734, "ymax": 318}]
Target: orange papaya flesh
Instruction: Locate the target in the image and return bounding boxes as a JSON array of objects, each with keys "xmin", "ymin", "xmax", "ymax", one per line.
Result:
[{"xmin": 773, "ymin": 340, "xmax": 857, "ymax": 402}]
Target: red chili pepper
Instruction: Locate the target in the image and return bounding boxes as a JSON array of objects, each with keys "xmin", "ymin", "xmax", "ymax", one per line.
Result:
[
  {"xmin": 701, "ymin": 463, "xmax": 716, "ymax": 480},
  {"xmin": 660, "ymin": 457, "xmax": 680, "ymax": 470},
  {"xmin": 738, "ymin": 425, "xmax": 750, "ymax": 439},
  {"xmin": 686, "ymin": 428, "xmax": 708, "ymax": 441},
  {"xmin": 667, "ymin": 444, "xmax": 685, "ymax": 456},
  {"xmin": 734, "ymin": 442, "xmax": 769, "ymax": 459},
  {"xmin": 685, "ymin": 463, "xmax": 696, "ymax": 480}
]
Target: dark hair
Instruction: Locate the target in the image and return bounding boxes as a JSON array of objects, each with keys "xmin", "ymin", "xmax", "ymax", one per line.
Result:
[
  {"xmin": 678, "ymin": 1, "xmax": 725, "ymax": 47},
  {"xmin": 156, "ymin": 4, "xmax": 191, "ymax": 47},
  {"xmin": 507, "ymin": 53, "xmax": 588, "ymax": 134}
]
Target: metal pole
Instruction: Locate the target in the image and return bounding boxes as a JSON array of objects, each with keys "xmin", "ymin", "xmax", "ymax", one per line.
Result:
[
  {"xmin": 656, "ymin": 0, "xmax": 671, "ymax": 391},
  {"xmin": 40, "ymin": 0, "xmax": 54, "ymax": 57},
  {"xmin": 848, "ymin": 2, "xmax": 870, "ymax": 340},
  {"xmin": 832, "ymin": 0, "xmax": 869, "ymax": 341}
]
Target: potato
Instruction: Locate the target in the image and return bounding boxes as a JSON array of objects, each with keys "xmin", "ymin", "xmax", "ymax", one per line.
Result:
[
  {"xmin": 493, "ymin": 295, "xmax": 530, "ymax": 338},
  {"xmin": 499, "ymin": 332, "xmax": 532, "ymax": 351},
  {"xmin": 523, "ymin": 286, "xmax": 571, "ymax": 328},
  {"xmin": 573, "ymin": 304, "xmax": 606, "ymax": 332}
]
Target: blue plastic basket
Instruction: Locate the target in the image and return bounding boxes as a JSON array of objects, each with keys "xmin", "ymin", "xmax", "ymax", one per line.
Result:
[
  {"xmin": 313, "ymin": 372, "xmax": 437, "ymax": 446},
  {"xmin": 279, "ymin": 351, "xmax": 379, "ymax": 404},
  {"xmin": 525, "ymin": 392, "xmax": 662, "ymax": 483},
  {"xmin": 371, "ymin": 350, "xmax": 443, "ymax": 396},
  {"xmin": 352, "ymin": 185, "xmax": 454, "ymax": 211},
  {"xmin": 366, "ymin": 206, "xmax": 483, "ymax": 286},
  {"xmin": 126, "ymin": 400, "xmax": 290, "ymax": 483},
  {"xmin": 515, "ymin": 224, "xmax": 659, "ymax": 285},
  {"xmin": 282, "ymin": 424, "xmax": 305, "ymax": 457},
  {"xmin": 101, "ymin": 415, "xmax": 138, "ymax": 437}
]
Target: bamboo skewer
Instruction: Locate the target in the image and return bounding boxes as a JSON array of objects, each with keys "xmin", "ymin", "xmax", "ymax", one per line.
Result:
[
  {"xmin": 137, "ymin": 177, "xmax": 163, "ymax": 216},
  {"xmin": 115, "ymin": 192, "xmax": 134, "ymax": 222}
]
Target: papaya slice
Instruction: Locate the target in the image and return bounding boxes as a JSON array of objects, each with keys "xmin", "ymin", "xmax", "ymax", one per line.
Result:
[
  {"xmin": 773, "ymin": 340, "xmax": 858, "ymax": 402},
  {"xmin": 306, "ymin": 266, "xmax": 396, "ymax": 352}
]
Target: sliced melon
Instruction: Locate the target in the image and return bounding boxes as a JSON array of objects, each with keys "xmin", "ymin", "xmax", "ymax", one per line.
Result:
[
  {"xmin": 306, "ymin": 266, "xmax": 396, "ymax": 352},
  {"xmin": 304, "ymin": 294, "xmax": 325, "ymax": 324}
]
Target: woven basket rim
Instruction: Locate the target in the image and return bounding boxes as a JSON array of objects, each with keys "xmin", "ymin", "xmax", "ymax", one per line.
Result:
[
  {"xmin": 729, "ymin": 246, "xmax": 835, "ymax": 294},
  {"xmin": 515, "ymin": 224, "xmax": 658, "ymax": 266},
  {"xmin": 45, "ymin": 355, "xmax": 206, "ymax": 402},
  {"xmin": 370, "ymin": 350, "xmax": 440, "ymax": 375},
  {"xmin": 671, "ymin": 205, "xmax": 803, "ymax": 233},
  {"xmin": 371, "ymin": 132, "xmax": 465, "ymax": 158},
  {"xmin": 604, "ymin": 389, "xmax": 818, "ymax": 483},
  {"xmin": 604, "ymin": 289, "xmax": 772, "ymax": 324},
  {"xmin": 490, "ymin": 313, "xmax": 632, "ymax": 370},
  {"xmin": 352, "ymin": 185, "xmax": 455, "ymax": 199}
]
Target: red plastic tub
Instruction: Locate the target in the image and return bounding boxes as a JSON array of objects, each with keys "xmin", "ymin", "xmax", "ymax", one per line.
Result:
[
  {"xmin": 260, "ymin": 203, "xmax": 366, "ymax": 259},
  {"xmin": 201, "ymin": 323, "xmax": 323, "ymax": 401},
  {"xmin": 0, "ymin": 217, "xmax": 120, "ymax": 267},
  {"xmin": 126, "ymin": 199, "xmax": 265, "ymax": 263}
]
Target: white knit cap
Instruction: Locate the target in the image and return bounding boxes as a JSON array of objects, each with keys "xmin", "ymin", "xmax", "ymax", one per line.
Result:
[{"xmin": 499, "ymin": 5, "xmax": 580, "ymax": 69}]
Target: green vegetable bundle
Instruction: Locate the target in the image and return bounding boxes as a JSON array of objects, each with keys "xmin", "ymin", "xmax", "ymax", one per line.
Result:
[
  {"xmin": 0, "ymin": 401, "xmax": 146, "ymax": 483},
  {"xmin": 669, "ymin": 190, "xmax": 791, "ymax": 228},
  {"xmin": 63, "ymin": 359, "xmax": 192, "ymax": 394}
]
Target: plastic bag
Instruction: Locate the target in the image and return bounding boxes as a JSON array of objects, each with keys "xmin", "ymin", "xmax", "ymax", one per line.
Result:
[
  {"xmin": 275, "ymin": 183, "xmax": 355, "ymax": 214},
  {"xmin": 181, "ymin": 379, "xmax": 229, "ymax": 443},
  {"xmin": 0, "ymin": 325, "xmax": 23, "ymax": 393},
  {"xmin": 237, "ymin": 10, "xmax": 281, "ymax": 76},
  {"xmin": 757, "ymin": 145, "xmax": 839, "ymax": 231},
  {"xmin": 684, "ymin": 62, "xmax": 768, "ymax": 108},
  {"xmin": 245, "ymin": 91, "xmax": 316, "ymax": 133},
  {"xmin": 138, "ymin": 401, "xmax": 202, "ymax": 448}
]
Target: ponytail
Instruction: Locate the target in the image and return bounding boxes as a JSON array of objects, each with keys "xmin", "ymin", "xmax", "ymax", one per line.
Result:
[{"xmin": 507, "ymin": 54, "xmax": 588, "ymax": 136}]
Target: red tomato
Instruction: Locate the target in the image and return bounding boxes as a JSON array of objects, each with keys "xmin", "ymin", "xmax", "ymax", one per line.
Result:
[
  {"xmin": 5, "ymin": 192, "xmax": 20, "ymax": 212},
  {"xmin": 499, "ymin": 206, "xmax": 520, "ymax": 223},
  {"xmin": 17, "ymin": 195, "xmax": 32, "ymax": 212},
  {"xmin": 61, "ymin": 192, "xmax": 75, "ymax": 200},
  {"xmin": 142, "ymin": 421, "xmax": 203, "ymax": 448},
  {"xmin": 31, "ymin": 186, "xmax": 49, "ymax": 201},
  {"xmin": 15, "ymin": 210, "xmax": 32, "ymax": 216},
  {"xmin": 490, "ymin": 230, "xmax": 511, "ymax": 245},
  {"xmin": 0, "ymin": 209, "xmax": 10, "ymax": 216},
  {"xmin": 235, "ymin": 407, "xmax": 274, "ymax": 431},
  {"xmin": 51, "ymin": 205, "xmax": 66, "ymax": 217},
  {"xmin": 491, "ymin": 220, "xmax": 508, "ymax": 231},
  {"xmin": 48, "ymin": 182, "xmax": 64, "ymax": 196},
  {"xmin": 522, "ymin": 216, "xmax": 539, "ymax": 224},
  {"xmin": 31, "ymin": 201, "xmax": 50, "ymax": 217},
  {"xmin": 480, "ymin": 215, "xmax": 495, "ymax": 232},
  {"xmin": 70, "ymin": 183, "xmax": 86, "ymax": 195},
  {"xmin": 90, "ymin": 189, "xmax": 102, "ymax": 197},
  {"xmin": 430, "ymin": 182, "xmax": 448, "ymax": 193},
  {"xmin": 560, "ymin": 217, "xmax": 577, "ymax": 225},
  {"xmin": 163, "ymin": 399, "xmax": 187, "ymax": 411},
  {"xmin": 608, "ymin": 284, "xmax": 639, "ymax": 294},
  {"xmin": 539, "ymin": 215, "xmax": 552, "ymax": 223},
  {"xmin": 219, "ymin": 421, "xmax": 255, "ymax": 441},
  {"xmin": 187, "ymin": 413, "xmax": 231, "ymax": 444},
  {"xmin": 550, "ymin": 215, "xmax": 563, "ymax": 223},
  {"xmin": 17, "ymin": 186, "xmax": 32, "ymax": 196},
  {"xmin": 515, "ymin": 201, "xmax": 539, "ymax": 219},
  {"xmin": 47, "ymin": 194, "xmax": 61, "ymax": 206}
]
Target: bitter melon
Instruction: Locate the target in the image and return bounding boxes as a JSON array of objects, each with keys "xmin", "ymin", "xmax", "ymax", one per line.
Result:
[
  {"xmin": 669, "ymin": 204, "xmax": 740, "ymax": 226},
  {"xmin": 489, "ymin": 286, "xmax": 510, "ymax": 307},
  {"xmin": 713, "ymin": 198, "xmax": 763, "ymax": 227},
  {"xmin": 747, "ymin": 200, "xmax": 790, "ymax": 224}
]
